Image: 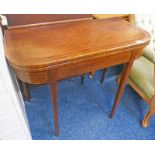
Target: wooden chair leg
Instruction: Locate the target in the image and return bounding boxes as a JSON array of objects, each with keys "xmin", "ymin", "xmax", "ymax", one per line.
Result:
[
  {"xmin": 20, "ymin": 81, "xmax": 31, "ymax": 101},
  {"xmin": 81, "ymin": 74, "xmax": 86, "ymax": 85},
  {"xmin": 100, "ymin": 69, "xmax": 107, "ymax": 83},
  {"xmin": 142, "ymin": 101, "xmax": 155, "ymax": 128}
]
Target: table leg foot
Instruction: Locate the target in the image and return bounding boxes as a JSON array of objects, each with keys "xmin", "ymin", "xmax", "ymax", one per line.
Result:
[
  {"xmin": 54, "ymin": 131, "xmax": 60, "ymax": 136},
  {"xmin": 109, "ymin": 114, "xmax": 113, "ymax": 119}
]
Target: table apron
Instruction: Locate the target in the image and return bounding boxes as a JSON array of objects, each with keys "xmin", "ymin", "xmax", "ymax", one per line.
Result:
[
  {"xmin": 52, "ymin": 50, "xmax": 133, "ymax": 81},
  {"xmin": 14, "ymin": 50, "xmax": 134, "ymax": 84}
]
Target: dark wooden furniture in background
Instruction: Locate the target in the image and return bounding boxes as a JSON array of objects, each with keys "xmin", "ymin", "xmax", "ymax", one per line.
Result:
[
  {"xmin": 4, "ymin": 18, "xmax": 150, "ymax": 136},
  {"xmin": 5, "ymin": 14, "xmax": 92, "ymax": 27}
]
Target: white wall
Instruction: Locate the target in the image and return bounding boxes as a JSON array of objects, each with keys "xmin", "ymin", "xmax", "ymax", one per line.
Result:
[{"xmin": 0, "ymin": 28, "xmax": 31, "ymax": 140}]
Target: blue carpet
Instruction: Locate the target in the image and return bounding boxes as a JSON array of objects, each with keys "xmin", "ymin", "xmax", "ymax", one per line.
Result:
[{"xmin": 25, "ymin": 67, "xmax": 155, "ymax": 140}]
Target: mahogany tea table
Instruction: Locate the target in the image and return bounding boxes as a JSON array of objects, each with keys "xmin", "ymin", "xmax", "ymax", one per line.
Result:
[{"xmin": 4, "ymin": 18, "xmax": 150, "ymax": 136}]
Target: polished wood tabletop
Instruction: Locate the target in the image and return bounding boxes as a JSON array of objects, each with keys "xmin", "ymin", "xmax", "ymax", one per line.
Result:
[
  {"xmin": 5, "ymin": 18, "xmax": 149, "ymax": 71},
  {"xmin": 4, "ymin": 18, "xmax": 150, "ymax": 136}
]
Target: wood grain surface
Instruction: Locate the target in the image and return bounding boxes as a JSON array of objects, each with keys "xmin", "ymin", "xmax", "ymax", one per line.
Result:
[{"xmin": 4, "ymin": 18, "xmax": 150, "ymax": 71}]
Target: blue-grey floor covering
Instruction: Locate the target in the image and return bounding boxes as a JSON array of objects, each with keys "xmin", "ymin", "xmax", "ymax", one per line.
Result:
[{"xmin": 25, "ymin": 67, "xmax": 155, "ymax": 140}]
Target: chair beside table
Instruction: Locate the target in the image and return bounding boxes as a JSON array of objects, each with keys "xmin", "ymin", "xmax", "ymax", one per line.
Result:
[{"xmin": 128, "ymin": 15, "xmax": 155, "ymax": 127}]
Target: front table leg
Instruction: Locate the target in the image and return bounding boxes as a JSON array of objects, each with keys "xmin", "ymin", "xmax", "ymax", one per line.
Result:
[
  {"xmin": 50, "ymin": 73, "xmax": 59, "ymax": 136},
  {"xmin": 110, "ymin": 56, "xmax": 136, "ymax": 118}
]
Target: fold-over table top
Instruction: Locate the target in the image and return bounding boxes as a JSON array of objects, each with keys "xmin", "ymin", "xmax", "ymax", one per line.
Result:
[{"xmin": 4, "ymin": 18, "xmax": 150, "ymax": 69}]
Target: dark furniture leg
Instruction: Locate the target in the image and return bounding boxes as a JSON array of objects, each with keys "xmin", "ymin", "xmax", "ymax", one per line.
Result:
[
  {"xmin": 81, "ymin": 74, "xmax": 86, "ymax": 85},
  {"xmin": 100, "ymin": 69, "xmax": 107, "ymax": 83},
  {"xmin": 20, "ymin": 81, "xmax": 31, "ymax": 101}
]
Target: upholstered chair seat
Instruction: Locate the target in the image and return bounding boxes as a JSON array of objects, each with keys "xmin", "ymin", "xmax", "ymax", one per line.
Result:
[
  {"xmin": 143, "ymin": 44, "xmax": 155, "ymax": 63},
  {"xmin": 129, "ymin": 56, "xmax": 154, "ymax": 99}
]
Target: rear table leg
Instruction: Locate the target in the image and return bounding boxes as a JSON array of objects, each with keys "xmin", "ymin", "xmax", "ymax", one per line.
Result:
[
  {"xmin": 100, "ymin": 69, "xmax": 107, "ymax": 83},
  {"xmin": 20, "ymin": 81, "xmax": 31, "ymax": 101},
  {"xmin": 81, "ymin": 73, "xmax": 86, "ymax": 85}
]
